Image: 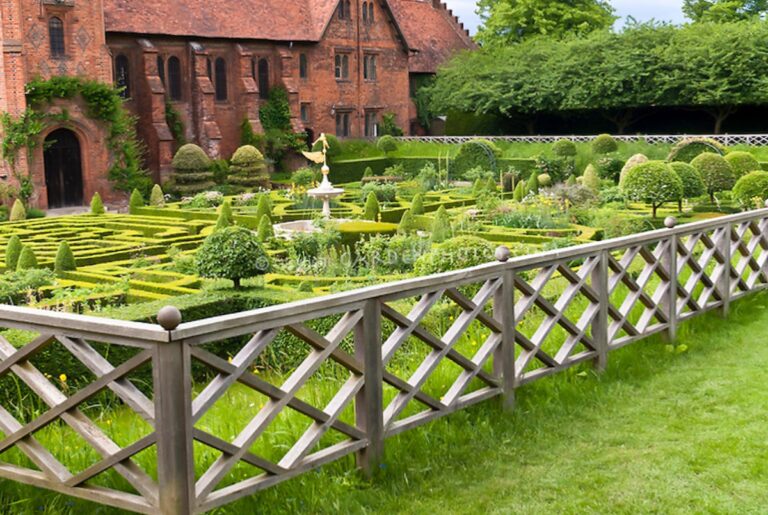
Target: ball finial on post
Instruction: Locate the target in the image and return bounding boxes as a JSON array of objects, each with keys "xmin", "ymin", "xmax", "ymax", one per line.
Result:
[
  {"xmin": 495, "ymin": 245, "xmax": 511, "ymax": 263},
  {"xmin": 157, "ymin": 306, "xmax": 182, "ymax": 331},
  {"xmin": 664, "ymin": 216, "xmax": 678, "ymax": 229}
]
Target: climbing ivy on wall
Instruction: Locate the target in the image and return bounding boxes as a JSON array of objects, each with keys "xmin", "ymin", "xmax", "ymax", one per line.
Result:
[{"xmin": 1, "ymin": 76, "xmax": 152, "ymax": 198}]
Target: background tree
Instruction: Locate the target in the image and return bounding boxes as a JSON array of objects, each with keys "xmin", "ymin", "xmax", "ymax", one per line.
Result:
[
  {"xmin": 476, "ymin": 0, "xmax": 616, "ymax": 47},
  {"xmin": 683, "ymin": 0, "xmax": 768, "ymax": 22}
]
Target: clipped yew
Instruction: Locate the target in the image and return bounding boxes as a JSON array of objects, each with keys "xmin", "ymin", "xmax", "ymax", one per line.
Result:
[
  {"xmin": 257, "ymin": 215, "xmax": 274, "ymax": 241},
  {"xmin": 149, "ymin": 184, "xmax": 165, "ymax": 207},
  {"xmin": 364, "ymin": 192, "xmax": 379, "ymax": 221},
  {"xmin": 691, "ymin": 153, "xmax": 735, "ymax": 202},
  {"xmin": 411, "ymin": 193, "xmax": 425, "ymax": 215},
  {"xmin": 129, "ymin": 189, "xmax": 144, "ymax": 211},
  {"xmin": 54, "ymin": 241, "xmax": 76, "ymax": 274},
  {"xmin": 9, "ymin": 200, "xmax": 25, "ymax": 222},
  {"xmin": 430, "ymin": 205, "xmax": 452, "ymax": 243},
  {"xmin": 398, "ymin": 210, "xmax": 416, "ymax": 234},
  {"xmin": 16, "ymin": 246, "xmax": 38, "ymax": 271},
  {"xmin": 171, "ymin": 144, "xmax": 214, "ymax": 195},
  {"xmin": 215, "ymin": 201, "xmax": 234, "ymax": 231},
  {"xmin": 90, "ymin": 192, "xmax": 105, "ymax": 215},
  {"xmin": 228, "ymin": 145, "xmax": 269, "ymax": 190},
  {"xmin": 5, "ymin": 235, "xmax": 22, "ymax": 271},
  {"xmin": 733, "ymin": 171, "xmax": 768, "ymax": 208}
]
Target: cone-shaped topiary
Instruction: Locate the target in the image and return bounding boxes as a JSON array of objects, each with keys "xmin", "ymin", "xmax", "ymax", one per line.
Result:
[
  {"xmin": 171, "ymin": 144, "xmax": 215, "ymax": 195},
  {"xmin": 195, "ymin": 226, "xmax": 271, "ymax": 289},
  {"xmin": 215, "ymin": 201, "xmax": 234, "ymax": 231},
  {"xmin": 513, "ymin": 181, "xmax": 525, "ymax": 201},
  {"xmin": 582, "ymin": 164, "xmax": 600, "ymax": 192},
  {"xmin": 411, "ymin": 193, "xmax": 425, "ymax": 215},
  {"xmin": 149, "ymin": 184, "xmax": 165, "ymax": 207},
  {"xmin": 363, "ymin": 166, "xmax": 374, "ymax": 178},
  {"xmin": 5, "ymin": 235, "xmax": 22, "ymax": 271},
  {"xmin": 257, "ymin": 215, "xmax": 274, "ymax": 241},
  {"xmin": 254, "ymin": 194, "xmax": 273, "ymax": 223},
  {"xmin": 364, "ymin": 192, "xmax": 380, "ymax": 221},
  {"xmin": 485, "ymin": 177, "xmax": 498, "ymax": 192},
  {"xmin": 9, "ymin": 200, "xmax": 25, "ymax": 222},
  {"xmin": 398, "ymin": 210, "xmax": 416, "ymax": 234},
  {"xmin": 129, "ymin": 189, "xmax": 144, "ymax": 211},
  {"xmin": 54, "ymin": 241, "xmax": 76, "ymax": 274},
  {"xmin": 472, "ymin": 178, "xmax": 484, "ymax": 196},
  {"xmin": 430, "ymin": 205, "xmax": 452, "ymax": 243},
  {"xmin": 566, "ymin": 175, "xmax": 577, "ymax": 187},
  {"xmin": 525, "ymin": 173, "xmax": 539, "ymax": 195},
  {"xmin": 16, "ymin": 246, "xmax": 38, "ymax": 271},
  {"xmin": 228, "ymin": 145, "xmax": 269, "ymax": 190},
  {"xmin": 90, "ymin": 192, "xmax": 105, "ymax": 215}
]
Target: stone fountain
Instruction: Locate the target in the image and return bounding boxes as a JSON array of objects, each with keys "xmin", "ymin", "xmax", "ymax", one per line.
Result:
[{"xmin": 307, "ymin": 163, "xmax": 345, "ymax": 218}]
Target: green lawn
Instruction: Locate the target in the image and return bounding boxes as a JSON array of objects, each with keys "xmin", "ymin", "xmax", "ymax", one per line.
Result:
[{"xmin": 3, "ymin": 293, "xmax": 768, "ymax": 513}]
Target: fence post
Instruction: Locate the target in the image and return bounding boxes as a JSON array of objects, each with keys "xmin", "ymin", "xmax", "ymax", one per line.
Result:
[
  {"xmin": 663, "ymin": 217, "xmax": 679, "ymax": 343},
  {"xmin": 494, "ymin": 247, "xmax": 516, "ymax": 410},
  {"xmin": 718, "ymin": 222, "xmax": 732, "ymax": 318},
  {"xmin": 591, "ymin": 251, "xmax": 609, "ymax": 372},
  {"xmin": 355, "ymin": 299, "xmax": 383, "ymax": 476},
  {"xmin": 154, "ymin": 307, "xmax": 195, "ymax": 515}
]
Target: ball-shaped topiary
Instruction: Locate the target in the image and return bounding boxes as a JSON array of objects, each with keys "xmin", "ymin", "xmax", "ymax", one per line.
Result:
[
  {"xmin": 377, "ymin": 135, "xmax": 398, "ymax": 155},
  {"xmin": 16, "ymin": 246, "xmax": 38, "ymax": 271},
  {"xmin": 90, "ymin": 192, "xmax": 105, "ymax": 215},
  {"xmin": 195, "ymin": 226, "xmax": 271, "ymax": 289},
  {"xmin": 582, "ymin": 164, "xmax": 600, "ymax": 192},
  {"xmin": 667, "ymin": 137, "xmax": 726, "ymax": 163},
  {"xmin": 363, "ymin": 191, "xmax": 380, "ymax": 221},
  {"xmin": 5, "ymin": 235, "xmax": 22, "ymax": 271},
  {"xmin": 537, "ymin": 174, "xmax": 552, "ymax": 188},
  {"xmin": 621, "ymin": 161, "xmax": 683, "ymax": 218},
  {"xmin": 724, "ymin": 151, "xmax": 760, "ymax": 179},
  {"xmin": 669, "ymin": 162, "xmax": 705, "ymax": 200},
  {"xmin": 430, "ymin": 205, "xmax": 452, "ymax": 243},
  {"xmin": 414, "ymin": 236, "xmax": 495, "ymax": 275},
  {"xmin": 149, "ymin": 184, "xmax": 165, "ymax": 207},
  {"xmin": 9, "ymin": 199, "xmax": 25, "ymax": 222},
  {"xmin": 690, "ymin": 153, "xmax": 735, "ymax": 202},
  {"xmin": 228, "ymin": 145, "xmax": 269, "ymax": 190},
  {"xmin": 552, "ymin": 138, "xmax": 577, "ymax": 158},
  {"xmin": 171, "ymin": 144, "xmax": 215, "ymax": 195},
  {"xmin": 619, "ymin": 154, "xmax": 649, "ymax": 187},
  {"xmin": 54, "ymin": 241, "xmax": 76, "ymax": 274},
  {"xmin": 733, "ymin": 171, "xmax": 768, "ymax": 209},
  {"xmin": 591, "ymin": 134, "xmax": 618, "ymax": 155},
  {"xmin": 411, "ymin": 193, "xmax": 425, "ymax": 215},
  {"xmin": 452, "ymin": 139, "xmax": 501, "ymax": 180}
]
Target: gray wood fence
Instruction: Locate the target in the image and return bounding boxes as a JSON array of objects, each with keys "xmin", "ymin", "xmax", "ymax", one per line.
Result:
[
  {"xmin": 0, "ymin": 209, "xmax": 767, "ymax": 513},
  {"xmin": 396, "ymin": 134, "xmax": 768, "ymax": 146}
]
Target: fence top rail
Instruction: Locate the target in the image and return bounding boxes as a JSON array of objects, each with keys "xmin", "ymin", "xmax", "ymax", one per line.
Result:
[
  {"xmin": 394, "ymin": 134, "xmax": 768, "ymax": 143},
  {"xmin": 170, "ymin": 208, "xmax": 768, "ymax": 343}
]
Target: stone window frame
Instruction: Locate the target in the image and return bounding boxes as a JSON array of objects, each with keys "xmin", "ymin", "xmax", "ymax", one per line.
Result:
[
  {"xmin": 334, "ymin": 52, "xmax": 351, "ymax": 81},
  {"xmin": 114, "ymin": 54, "xmax": 131, "ymax": 99},
  {"xmin": 362, "ymin": 1, "xmax": 374, "ymax": 24},
  {"xmin": 48, "ymin": 16, "xmax": 66, "ymax": 58},
  {"xmin": 299, "ymin": 53, "xmax": 309, "ymax": 80},
  {"xmin": 363, "ymin": 53, "xmax": 378, "ymax": 82},
  {"xmin": 300, "ymin": 103, "xmax": 311, "ymax": 124},
  {"xmin": 167, "ymin": 56, "xmax": 183, "ymax": 102},
  {"xmin": 335, "ymin": 110, "xmax": 352, "ymax": 138}
]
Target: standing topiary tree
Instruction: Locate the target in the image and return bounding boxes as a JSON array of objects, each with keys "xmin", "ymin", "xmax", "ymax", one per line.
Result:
[
  {"xmin": 16, "ymin": 246, "xmax": 38, "ymax": 271},
  {"xmin": 377, "ymin": 135, "xmax": 398, "ymax": 156},
  {"xmin": 733, "ymin": 171, "xmax": 768, "ymax": 209},
  {"xmin": 398, "ymin": 210, "xmax": 416, "ymax": 234},
  {"xmin": 525, "ymin": 173, "xmax": 539, "ymax": 195},
  {"xmin": 90, "ymin": 192, "xmax": 105, "ymax": 215},
  {"xmin": 411, "ymin": 193, "xmax": 425, "ymax": 215},
  {"xmin": 363, "ymin": 191, "xmax": 380, "ymax": 221},
  {"xmin": 228, "ymin": 145, "xmax": 269, "ymax": 190},
  {"xmin": 149, "ymin": 184, "xmax": 165, "ymax": 207},
  {"xmin": 485, "ymin": 177, "xmax": 498, "ymax": 192},
  {"xmin": 619, "ymin": 154, "xmax": 649, "ymax": 187},
  {"xmin": 513, "ymin": 180, "xmax": 526, "ymax": 201},
  {"xmin": 129, "ymin": 189, "xmax": 144, "ymax": 211},
  {"xmin": 621, "ymin": 161, "xmax": 684, "ymax": 218},
  {"xmin": 9, "ymin": 199, "xmax": 26, "ymax": 222},
  {"xmin": 255, "ymin": 194, "xmax": 273, "ymax": 224},
  {"xmin": 582, "ymin": 164, "xmax": 600, "ymax": 192},
  {"xmin": 670, "ymin": 162, "xmax": 705, "ymax": 211},
  {"xmin": 724, "ymin": 151, "xmax": 760, "ymax": 179},
  {"xmin": 5, "ymin": 235, "xmax": 22, "ymax": 271},
  {"xmin": 430, "ymin": 205, "xmax": 452, "ymax": 243},
  {"xmin": 552, "ymin": 138, "xmax": 577, "ymax": 158},
  {"xmin": 215, "ymin": 201, "xmax": 234, "ymax": 231},
  {"xmin": 363, "ymin": 166, "xmax": 374, "ymax": 178},
  {"xmin": 591, "ymin": 134, "xmax": 618, "ymax": 155},
  {"xmin": 171, "ymin": 144, "xmax": 215, "ymax": 195},
  {"xmin": 256, "ymin": 215, "xmax": 274, "ymax": 241},
  {"xmin": 54, "ymin": 241, "xmax": 76, "ymax": 274},
  {"xmin": 691, "ymin": 153, "xmax": 735, "ymax": 202},
  {"xmin": 195, "ymin": 226, "xmax": 271, "ymax": 289}
]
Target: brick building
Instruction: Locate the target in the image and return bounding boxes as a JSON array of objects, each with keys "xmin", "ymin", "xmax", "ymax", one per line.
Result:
[{"xmin": 0, "ymin": 0, "xmax": 474, "ymax": 209}]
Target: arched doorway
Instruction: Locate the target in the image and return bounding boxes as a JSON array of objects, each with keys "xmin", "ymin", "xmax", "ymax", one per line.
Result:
[{"xmin": 44, "ymin": 129, "xmax": 84, "ymax": 208}]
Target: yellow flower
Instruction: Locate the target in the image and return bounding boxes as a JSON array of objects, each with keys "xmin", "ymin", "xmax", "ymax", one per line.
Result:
[
  {"xmin": 227, "ymin": 356, "xmax": 233, "ymax": 364},
  {"xmin": 59, "ymin": 374, "xmax": 67, "ymax": 383}
]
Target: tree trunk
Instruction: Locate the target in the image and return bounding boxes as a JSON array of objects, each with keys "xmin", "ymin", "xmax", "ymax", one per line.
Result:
[
  {"xmin": 233, "ymin": 277, "xmax": 241, "ymax": 289},
  {"xmin": 678, "ymin": 199, "xmax": 683, "ymax": 213},
  {"xmin": 652, "ymin": 203, "xmax": 658, "ymax": 219}
]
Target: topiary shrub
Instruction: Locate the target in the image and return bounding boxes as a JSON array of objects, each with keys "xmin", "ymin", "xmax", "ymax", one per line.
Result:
[
  {"xmin": 16, "ymin": 246, "xmax": 38, "ymax": 271},
  {"xmin": 361, "ymin": 182, "xmax": 397, "ymax": 203},
  {"xmin": 525, "ymin": 173, "xmax": 539, "ymax": 195},
  {"xmin": 667, "ymin": 137, "xmax": 726, "ymax": 163},
  {"xmin": 582, "ymin": 164, "xmax": 600, "ymax": 191},
  {"xmin": 215, "ymin": 201, "xmax": 234, "ymax": 231},
  {"xmin": 228, "ymin": 145, "xmax": 269, "ymax": 190},
  {"xmin": 430, "ymin": 205, "xmax": 452, "ymax": 243},
  {"xmin": 411, "ymin": 193, "xmax": 425, "ymax": 215},
  {"xmin": 552, "ymin": 138, "xmax": 577, "ymax": 158},
  {"xmin": 621, "ymin": 161, "xmax": 683, "ymax": 218},
  {"xmin": 54, "ymin": 241, "xmax": 76, "ymax": 274},
  {"xmin": 733, "ymin": 171, "xmax": 768, "ymax": 209},
  {"xmin": 171, "ymin": 144, "xmax": 215, "ymax": 195},
  {"xmin": 255, "ymin": 194, "xmax": 273, "ymax": 223},
  {"xmin": 257, "ymin": 215, "xmax": 274, "ymax": 241},
  {"xmin": 90, "ymin": 192, "xmax": 105, "ymax": 215},
  {"xmin": 5, "ymin": 235, "xmax": 22, "ymax": 271},
  {"xmin": 691, "ymin": 153, "xmax": 735, "ymax": 202},
  {"xmin": 452, "ymin": 139, "xmax": 501, "ymax": 179},
  {"xmin": 537, "ymin": 174, "xmax": 552, "ymax": 188},
  {"xmin": 670, "ymin": 162, "xmax": 705, "ymax": 211},
  {"xmin": 414, "ymin": 236, "xmax": 495, "ymax": 275},
  {"xmin": 595, "ymin": 155, "xmax": 624, "ymax": 182},
  {"xmin": 591, "ymin": 134, "xmax": 618, "ymax": 155},
  {"xmin": 9, "ymin": 200, "xmax": 25, "ymax": 222},
  {"xmin": 513, "ymin": 181, "xmax": 525, "ymax": 201},
  {"xmin": 376, "ymin": 135, "xmax": 398, "ymax": 155},
  {"xmin": 149, "ymin": 184, "xmax": 165, "ymax": 207},
  {"xmin": 195, "ymin": 226, "xmax": 271, "ymax": 289},
  {"xmin": 363, "ymin": 192, "xmax": 380, "ymax": 221},
  {"xmin": 724, "ymin": 151, "xmax": 760, "ymax": 179},
  {"xmin": 129, "ymin": 189, "xmax": 144, "ymax": 210},
  {"xmin": 619, "ymin": 154, "xmax": 649, "ymax": 186},
  {"xmin": 398, "ymin": 210, "xmax": 416, "ymax": 234}
]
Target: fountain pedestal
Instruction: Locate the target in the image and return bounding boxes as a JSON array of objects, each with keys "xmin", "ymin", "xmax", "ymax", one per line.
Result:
[{"xmin": 307, "ymin": 165, "xmax": 344, "ymax": 219}]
